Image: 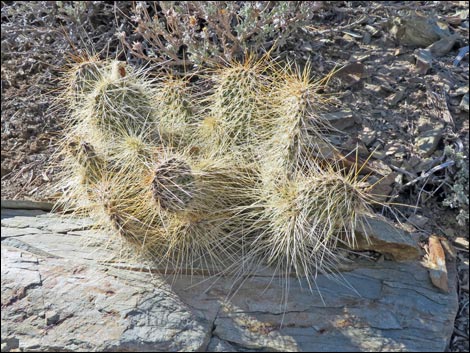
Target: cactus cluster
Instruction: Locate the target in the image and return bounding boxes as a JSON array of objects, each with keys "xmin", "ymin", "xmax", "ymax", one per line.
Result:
[{"xmin": 54, "ymin": 55, "xmax": 388, "ymax": 286}]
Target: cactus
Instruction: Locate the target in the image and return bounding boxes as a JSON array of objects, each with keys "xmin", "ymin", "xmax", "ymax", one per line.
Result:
[
  {"xmin": 152, "ymin": 157, "xmax": 195, "ymax": 212},
  {"xmin": 53, "ymin": 58, "xmax": 161, "ymax": 222},
  {"xmin": 262, "ymin": 62, "xmax": 338, "ymax": 178},
  {"xmin": 147, "ymin": 150, "xmax": 257, "ymax": 275},
  {"xmin": 236, "ymin": 156, "xmax": 386, "ymax": 287},
  {"xmin": 154, "ymin": 74, "xmax": 195, "ymax": 147},
  {"xmin": 89, "ymin": 167, "xmax": 165, "ymax": 254},
  {"xmin": 62, "ymin": 55, "xmax": 108, "ymax": 107},
  {"xmin": 198, "ymin": 55, "xmax": 270, "ymax": 160},
  {"xmin": 85, "ymin": 61, "xmax": 159, "ymax": 142},
  {"xmin": 53, "ymin": 55, "xmax": 397, "ymax": 291},
  {"xmin": 230, "ymin": 63, "xmax": 387, "ymax": 285}
]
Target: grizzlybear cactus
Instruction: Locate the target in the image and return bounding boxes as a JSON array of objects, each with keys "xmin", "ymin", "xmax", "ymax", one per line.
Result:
[{"xmin": 54, "ymin": 55, "xmax": 390, "ymax": 289}]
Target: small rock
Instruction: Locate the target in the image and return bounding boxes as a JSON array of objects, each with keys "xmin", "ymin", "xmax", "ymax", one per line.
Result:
[
  {"xmin": 340, "ymin": 137, "xmax": 369, "ymax": 159},
  {"xmin": 424, "ymin": 235, "xmax": 449, "ymax": 293},
  {"xmin": 391, "ymin": 16, "xmax": 445, "ymax": 48},
  {"xmin": 364, "ymin": 83, "xmax": 383, "ymax": 95},
  {"xmin": 459, "ymin": 92, "xmax": 469, "ymax": 112},
  {"xmin": 1, "ymin": 337, "xmax": 19, "ymax": 351},
  {"xmin": 428, "ymin": 33, "xmax": 460, "ymax": 57},
  {"xmin": 367, "ymin": 159, "xmax": 392, "ymax": 175},
  {"xmin": 414, "ymin": 48, "xmax": 433, "ymax": 75},
  {"xmin": 445, "ymin": 9, "xmax": 469, "ymax": 26},
  {"xmin": 384, "ymin": 142, "xmax": 405, "ymax": 156},
  {"xmin": 454, "ymin": 237, "xmax": 469, "ymax": 249},
  {"xmin": 365, "ymin": 24, "xmax": 379, "ymax": 36},
  {"xmin": 415, "ymin": 127, "xmax": 444, "ymax": 157},
  {"xmin": 362, "ymin": 32, "xmax": 372, "ymax": 45},
  {"xmin": 322, "ymin": 110, "xmax": 355, "ymax": 130},
  {"xmin": 358, "ymin": 126, "xmax": 377, "ymax": 146},
  {"xmin": 46, "ymin": 311, "xmax": 61, "ymax": 325},
  {"xmin": 368, "ymin": 172, "xmax": 398, "ymax": 202},
  {"xmin": 301, "ymin": 43, "xmax": 313, "ymax": 52},
  {"xmin": 350, "ymin": 53, "xmax": 371, "ymax": 63},
  {"xmin": 354, "ymin": 216, "xmax": 421, "ymax": 261},
  {"xmin": 407, "ymin": 214, "xmax": 429, "ymax": 228},
  {"xmin": 450, "ymin": 85, "xmax": 469, "ymax": 97},
  {"xmin": 386, "ymin": 88, "xmax": 407, "ymax": 106},
  {"xmin": 377, "ymin": 81, "xmax": 394, "ymax": 93},
  {"xmin": 332, "ymin": 62, "xmax": 364, "ymax": 87}
]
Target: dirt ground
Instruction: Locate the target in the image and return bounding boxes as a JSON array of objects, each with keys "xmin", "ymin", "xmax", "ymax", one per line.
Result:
[{"xmin": 1, "ymin": 2, "xmax": 468, "ymax": 351}]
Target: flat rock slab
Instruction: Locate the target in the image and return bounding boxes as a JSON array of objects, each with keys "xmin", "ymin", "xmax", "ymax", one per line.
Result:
[
  {"xmin": 355, "ymin": 216, "xmax": 421, "ymax": 261},
  {"xmin": 1, "ymin": 200, "xmax": 54, "ymax": 211},
  {"xmin": 1, "ymin": 209, "xmax": 458, "ymax": 352}
]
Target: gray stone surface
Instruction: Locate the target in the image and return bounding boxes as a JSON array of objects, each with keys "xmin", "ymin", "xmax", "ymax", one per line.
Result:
[
  {"xmin": 1, "ymin": 199, "xmax": 54, "ymax": 211},
  {"xmin": 321, "ymin": 110, "xmax": 355, "ymax": 130},
  {"xmin": 428, "ymin": 33, "xmax": 461, "ymax": 57},
  {"xmin": 460, "ymin": 92, "xmax": 469, "ymax": 112},
  {"xmin": 1, "ymin": 208, "xmax": 47, "ymax": 219},
  {"xmin": 355, "ymin": 216, "xmax": 421, "ymax": 261},
  {"xmin": 1, "ymin": 208, "xmax": 458, "ymax": 352},
  {"xmin": 1, "ymin": 227, "xmax": 44, "ymax": 239},
  {"xmin": 415, "ymin": 127, "xmax": 444, "ymax": 157},
  {"xmin": 1, "ymin": 211, "xmax": 94, "ymax": 233},
  {"xmin": 414, "ymin": 48, "xmax": 433, "ymax": 75}
]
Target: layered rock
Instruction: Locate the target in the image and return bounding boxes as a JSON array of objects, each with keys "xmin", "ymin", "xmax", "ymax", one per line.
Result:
[{"xmin": 1, "ymin": 208, "xmax": 458, "ymax": 352}]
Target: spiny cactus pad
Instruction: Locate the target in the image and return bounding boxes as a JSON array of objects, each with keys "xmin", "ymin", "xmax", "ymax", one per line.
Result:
[
  {"xmin": 54, "ymin": 56, "xmax": 391, "ymax": 289},
  {"xmin": 152, "ymin": 158, "xmax": 195, "ymax": 212}
]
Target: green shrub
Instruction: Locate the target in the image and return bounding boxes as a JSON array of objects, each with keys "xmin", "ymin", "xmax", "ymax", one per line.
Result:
[
  {"xmin": 442, "ymin": 145, "xmax": 469, "ymax": 227},
  {"xmin": 119, "ymin": 1, "xmax": 323, "ymax": 71}
]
